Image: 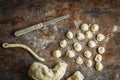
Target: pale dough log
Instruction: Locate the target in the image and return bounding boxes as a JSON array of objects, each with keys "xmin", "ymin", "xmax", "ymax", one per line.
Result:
[{"xmin": 2, "ymin": 43, "xmax": 45, "ymax": 61}]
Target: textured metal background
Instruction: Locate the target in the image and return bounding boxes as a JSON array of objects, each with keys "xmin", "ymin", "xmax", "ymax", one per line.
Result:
[{"xmin": 0, "ymin": 0, "xmax": 120, "ymax": 80}]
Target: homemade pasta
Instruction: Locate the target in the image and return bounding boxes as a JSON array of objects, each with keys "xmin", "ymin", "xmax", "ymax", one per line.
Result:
[{"xmin": 2, "ymin": 43, "xmax": 45, "ymax": 61}]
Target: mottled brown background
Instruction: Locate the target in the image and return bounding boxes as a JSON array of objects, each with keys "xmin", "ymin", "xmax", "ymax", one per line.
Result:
[{"xmin": 0, "ymin": 0, "xmax": 120, "ymax": 80}]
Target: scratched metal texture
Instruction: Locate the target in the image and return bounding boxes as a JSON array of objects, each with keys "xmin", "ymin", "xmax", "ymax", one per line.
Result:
[{"xmin": 0, "ymin": 0, "xmax": 120, "ymax": 80}]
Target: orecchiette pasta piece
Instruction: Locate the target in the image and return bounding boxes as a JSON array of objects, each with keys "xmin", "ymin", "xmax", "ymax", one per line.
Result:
[
  {"xmin": 76, "ymin": 56, "xmax": 83, "ymax": 64},
  {"xmin": 76, "ymin": 32, "xmax": 85, "ymax": 40},
  {"xmin": 98, "ymin": 47, "xmax": 105, "ymax": 54},
  {"xmin": 95, "ymin": 54, "xmax": 102, "ymax": 62},
  {"xmin": 85, "ymin": 31, "xmax": 93, "ymax": 39},
  {"xmin": 80, "ymin": 23, "xmax": 89, "ymax": 31},
  {"xmin": 60, "ymin": 39, "xmax": 67, "ymax": 48},
  {"xmin": 52, "ymin": 50, "xmax": 61, "ymax": 58},
  {"xmin": 91, "ymin": 24, "xmax": 99, "ymax": 32},
  {"xmin": 95, "ymin": 62, "xmax": 103, "ymax": 71},
  {"xmin": 85, "ymin": 59, "xmax": 92, "ymax": 67},
  {"xmin": 84, "ymin": 50, "xmax": 92, "ymax": 58},
  {"xmin": 96, "ymin": 33, "xmax": 105, "ymax": 41},
  {"xmin": 66, "ymin": 31, "xmax": 73, "ymax": 39},
  {"xmin": 2, "ymin": 43, "xmax": 45, "ymax": 62},
  {"xmin": 73, "ymin": 42, "xmax": 82, "ymax": 52},
  {"xmin": 88, "ymin": 40, "xmax": 96, "ymax": 48},
  {"xmin": 66, "ymin": 50, "xmax": 75, "ymax": 58}
]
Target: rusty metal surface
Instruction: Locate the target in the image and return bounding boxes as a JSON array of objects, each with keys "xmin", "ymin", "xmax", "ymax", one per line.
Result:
[{"xmin": 0, "ymin": 0, "xmax": 120, "ymax": 80}]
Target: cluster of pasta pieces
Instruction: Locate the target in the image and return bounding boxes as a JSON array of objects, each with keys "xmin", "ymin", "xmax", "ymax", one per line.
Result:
[{"xmin": 52, "ymin": 23, "xmax": 105, "ymax": 71}]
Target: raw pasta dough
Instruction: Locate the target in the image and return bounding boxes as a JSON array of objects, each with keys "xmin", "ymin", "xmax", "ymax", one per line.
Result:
[
  {"xmin": 28, "ymin": 62, "xmax": 68, "ymax": 80},
  {"xmin": 2, "ymin": 43, "xmax": 45, "ymax": 61},
  {"xmin": 67, "ymin": 71, "xmax": 84, "ymax": 80}
]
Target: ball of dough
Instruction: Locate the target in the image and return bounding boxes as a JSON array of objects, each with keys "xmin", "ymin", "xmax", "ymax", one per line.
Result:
[
  {"xmin": 85, "ymin": 31, "xmax": 93, "ymax": 39},
  {"xmin": 66, "ymin": 31, "xmax": 73, "ymax": 39},
  {"xmin": 76, "ymin": 32, "xmax": 85, "ymax": 40},
  {"xmin": 98, "ymin": 47, "xmax": 105, "ymax": 54},
  {"xmin": 52, "ymin": 50, "xmax": 61, "ymax": 58},
  {"xmin": 91, "ymin": 24, "xmax": 99, "ymax": 32},
  {"xmin": 88, "ymin": 40, "xmax": 96, "ymax": 48},
  {"xmin": 95, "ymin": 62, "xmax": 103, "ymax": 71},
  {"xmin": 96, "ymin": 33, "xmax": 105, "ymax": 41},
  {"xmin": 60, "ymin": 39, "xmax": 67, "ymax": 48},
  {"xmin": 85, "ymin": 59, "xmax": 92, "ymax": 67},
  {"xmin": 76, "ymin": 56, "xmax": 83, "ymax": 64},
  {"xmin": 95, "ymin": 54, "xmax": 102, "ymax": 62},
  {"xmin": 73, "ymin": 42, "xmax": 82, "ymax": 52},
  {"xmin": 80, "ymin": 23, "xmax": 89, "ymax": 31},
  {"xmin": 84, "ymin": 50, "xmax": 92, "ymax": 58},
  {"xmin": 66, "ymin": 50, "xmax": 75, "ymax": 58}
]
